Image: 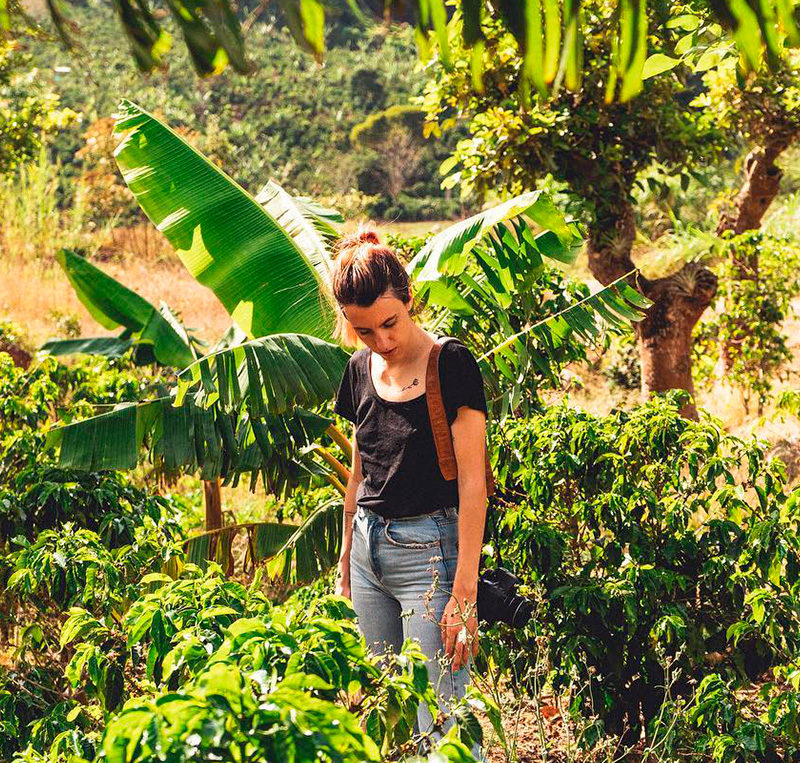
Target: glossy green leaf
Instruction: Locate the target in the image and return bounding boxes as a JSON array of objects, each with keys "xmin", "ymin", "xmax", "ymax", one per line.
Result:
[
  {"xmin": 52, "ymin": 249, "xmax": 194, "ymax": 368},
  {"xmin": 408, "ymin": 191, "xmax": 579, "ymax": 282},
  {"xmin": 113, "ymin": 100, "xmax": 338, "ymax": 342}
]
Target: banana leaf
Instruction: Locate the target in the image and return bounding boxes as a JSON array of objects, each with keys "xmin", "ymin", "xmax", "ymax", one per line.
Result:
[
  {"xmin": 183, "ymin": 499, "xmax": 342, "ymax": 581},
  {"xmin": 412, "ymin": 202, "xmax": 651, "ymax": 418},
  {"xmin": 47, "ymin": 249, "xmax": 195, "ymax": 368},
  {"xmin": 40, "ymin": 336, "xmax": 134, "ymax": 359},
  {"xmin": 113, "ymin": 100, "xmax": 338, "ymax": 342},
  {"xmin": 266, "ymin": 499, "xmax": 343, "ymax": 584},
  {"xmin": 256, "ymin": 180, "xmax": 342, "ymax": 244},
  {"xmin": 408, "ymin": 190, "xmax": 581, "ymax": 284},
  {"xmin": 175, "ymin": 333, "xmax": 349, "ymax": 415},
  {"xmin": 45, "ymin": 392, "xmax": 334, "ymax": 492}
]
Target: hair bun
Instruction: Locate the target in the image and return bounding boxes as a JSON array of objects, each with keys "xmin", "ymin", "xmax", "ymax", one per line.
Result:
[{"xmin": 337, "ymin": 229, "xmax": 380, "ymax": 253}]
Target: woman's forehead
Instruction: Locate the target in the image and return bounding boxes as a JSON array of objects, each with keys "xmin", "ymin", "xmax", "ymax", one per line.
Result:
[{"xmin": 342, "ymin": 295, "xmax": 403, "ymax": 327}]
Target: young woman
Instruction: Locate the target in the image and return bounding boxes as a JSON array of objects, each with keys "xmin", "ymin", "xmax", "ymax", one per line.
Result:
[{"xmin": 331, "ymin": 229, "xmax": 489, "ymax": 749}]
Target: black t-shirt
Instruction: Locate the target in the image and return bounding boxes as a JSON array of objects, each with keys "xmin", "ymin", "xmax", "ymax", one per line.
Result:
[{"xmin": 334, "ymin": 339, "xmax": 488, "ymax": 519}]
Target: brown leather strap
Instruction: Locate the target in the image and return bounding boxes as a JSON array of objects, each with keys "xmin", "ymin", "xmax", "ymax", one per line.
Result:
[{"xmin": 425, "ymin": 337, "xmax": 496, "ymax": 497}]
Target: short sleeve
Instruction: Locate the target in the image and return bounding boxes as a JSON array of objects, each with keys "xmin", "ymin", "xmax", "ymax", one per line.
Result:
[
  {"xmin": 439, "ymin": 341, "xmax": 488, "ymax": 425},
  {"xmin": 334, "ymin": 355, "xmax": 357, "ymax": 423}
]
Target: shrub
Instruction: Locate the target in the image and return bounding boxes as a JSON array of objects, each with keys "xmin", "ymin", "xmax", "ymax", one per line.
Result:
[
  {"xmin": 485, "ymin": 392, "xmax": 800, "ymax": 745},
  {"xmin": 694, "ymin": 231, "xmax": 800, "ymax": 413}
]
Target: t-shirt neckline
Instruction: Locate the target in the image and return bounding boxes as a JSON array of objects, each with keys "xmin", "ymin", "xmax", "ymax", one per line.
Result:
[{"xmin": 366, "ymin": 348, "xmax": 427, "ymax": 406}]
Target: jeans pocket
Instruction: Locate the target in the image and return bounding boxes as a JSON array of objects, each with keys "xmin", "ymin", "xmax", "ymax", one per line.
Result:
[{"xmin": 383, "ymin": 516, "xmax": 441, "ymax": 549}]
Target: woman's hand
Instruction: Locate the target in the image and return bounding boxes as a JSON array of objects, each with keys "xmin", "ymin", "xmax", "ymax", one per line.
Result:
[
  {"xmin": 335, "ymin": 554, "xmax": 351, "ymax": 600},
  {"xmin": 440, "ymin": 590, "xmax": 479, "ymax": 672}
]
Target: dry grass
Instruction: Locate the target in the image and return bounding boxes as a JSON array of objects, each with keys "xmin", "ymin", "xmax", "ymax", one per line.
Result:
[{"xmin": 0, "ymin": 244, "xmax": 232, "ymax": 348}]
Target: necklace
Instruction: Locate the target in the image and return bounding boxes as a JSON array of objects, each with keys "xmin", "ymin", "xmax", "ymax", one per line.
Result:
[{"xmin": 400, "ymin": 377, "xmax": 419, "ymax": 392}]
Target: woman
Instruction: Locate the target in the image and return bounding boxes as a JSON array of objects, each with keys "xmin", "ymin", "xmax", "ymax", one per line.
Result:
[{"xmin": 331, "ymin": 229, "xmax": 489, "ymax": 749}]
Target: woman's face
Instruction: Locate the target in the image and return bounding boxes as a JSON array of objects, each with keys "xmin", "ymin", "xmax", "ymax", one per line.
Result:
[{"xmin": 340, "ymin": 291, "xmax": 414, "ymax": 362}]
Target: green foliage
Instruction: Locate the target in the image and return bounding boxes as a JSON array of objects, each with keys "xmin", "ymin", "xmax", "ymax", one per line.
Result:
[
  {"xmin": 602, "ymin": 328, "xmax": 641, "ymax": 391},
  {"xmin": 50, "ymin": 564, "xmax": 457, "ymax": 762},
  {"xmin": 0, "ymin": 41, "xmax": 74, "ymax": 176},
  {"xmin": 420, "ymin": 3, "xmax": 726, "ymax": 229},
  {"xmin": 0, "ymin": 665, "xmax": 86, "ymax": 762},
  {"xmin": 0, "ymin": 350, "xmax": 173, "ymax": 543},
  {"xmin": 485, "ymin": 391, "xmax": 800, "ymax": 743},
  {"xmin": 407, "ymin": 195, "xmax": 649, "ymax": 417},
  {"xmin": 24, "ymin": 4, "xmax": 452, "ymax": 219},
  {"xmin": 7, "ymin": 518, "xmax": 182, "ymax": 614},
  {"xmin": 694, "ymin": 232, "xmax": 800, "ymax": 412}
]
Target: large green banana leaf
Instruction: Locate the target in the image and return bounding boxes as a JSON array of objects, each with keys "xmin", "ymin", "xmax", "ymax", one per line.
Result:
[
  {"xmin": 408, "ymin": 190, "xmax": 581, "ymax": 283},
  {"xmin": 408, "ymin": 202, "xmax": 650, "ymax": 418},
  {"xmin": 185, "ymin": 499, "xmax": 342, "ymax": 583},
  {"xmin": 176, "ymin": 333, "xmax": 350, "ymax": 416},
  {"xmin": 46, "ymin": 333, "xmax": 345, "ymax": 475},
  {"xmin": 113, "ymin": 100, "xmax": 337, "ymax": 342},
  {"xmin": 40, "ymin": 249, "xmax": 195, "ymax": 368},
  {"xmin": 253, "ymin": 181, "xmax": 334, "ymax": 281},
  {"xmin": 40, "ymin": 336, "xmax": 134, "ymax": 359}
]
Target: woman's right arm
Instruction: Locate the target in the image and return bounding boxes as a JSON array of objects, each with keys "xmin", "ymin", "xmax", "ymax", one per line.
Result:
[{"xmin": 335, "ymin": 424, "xmax": 362, "ymax": 599}]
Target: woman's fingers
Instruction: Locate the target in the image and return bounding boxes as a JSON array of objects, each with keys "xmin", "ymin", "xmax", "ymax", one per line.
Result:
[{"xmin": 452, "ymin": 627, "xmax": 469, "ymax": 671}]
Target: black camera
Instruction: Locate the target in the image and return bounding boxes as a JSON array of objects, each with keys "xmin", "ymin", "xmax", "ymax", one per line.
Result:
[{"xmin": 476, "ymin": 567, "xmax": 533, "ymax": 628}]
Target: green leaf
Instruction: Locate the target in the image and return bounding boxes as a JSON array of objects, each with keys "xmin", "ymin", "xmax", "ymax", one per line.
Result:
[
  {"xmin": 52, "ymin": 249, "xmax": 194, "ymax": 368},
  {"xmin": 276, "ymin": 0, "xmax": 326, "ymax": 61},
  {"xmin": 40, "ymin": 336, "xmax": 134, "ymax": 359},
  {"xmin": 176, "ymin": 333, "xmax": 349, "ymax": 415},
  {"xmin": 265, "ymin": 499, "xmax": 343, "ymax": 583},
  {"xmin": 113, "ymin": 100, "xmax": 337, "ymax": 341},
  {"xmin": 641, "ymin": 53, "xmax": 680, "ymax": 80},
  {"xmin": 409, "ymin": 191, "xmax": 579, "ymax": 282}
]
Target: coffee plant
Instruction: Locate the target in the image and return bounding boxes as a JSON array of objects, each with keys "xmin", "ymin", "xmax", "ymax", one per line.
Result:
[
  {"xmin": 483, "ymin": 391, "xmax": 800, "ymax": 749},
  {"xmin": 694, "ymin": 232, "xmax": 800, "ymax": 413}
]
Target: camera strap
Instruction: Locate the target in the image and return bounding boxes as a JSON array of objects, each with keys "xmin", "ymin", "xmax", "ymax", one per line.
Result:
[{"xmin": 425, "ymin": 337, "xmax": 496, "ymax": 498}]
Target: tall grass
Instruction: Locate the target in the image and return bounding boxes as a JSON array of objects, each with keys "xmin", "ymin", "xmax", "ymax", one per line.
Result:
[{"xmin": 0, "ymin": 147, "xmax": 100, "ymax": 263}]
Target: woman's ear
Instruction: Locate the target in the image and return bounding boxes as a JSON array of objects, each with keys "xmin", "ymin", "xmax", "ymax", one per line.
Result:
[{"xmin": 405, "ymin": 283, "xmax": 415, "ymax": 314}]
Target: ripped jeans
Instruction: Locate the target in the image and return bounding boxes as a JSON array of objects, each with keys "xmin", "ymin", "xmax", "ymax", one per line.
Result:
[{"xmin": 349, "ymin": 504, "xmax": 477, "ymax": 754}]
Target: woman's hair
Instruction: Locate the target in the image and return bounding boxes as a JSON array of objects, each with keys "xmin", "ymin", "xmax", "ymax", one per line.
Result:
[{"xmin": 331, "ymin": 228, "xmax": 411, "ymax": 346}]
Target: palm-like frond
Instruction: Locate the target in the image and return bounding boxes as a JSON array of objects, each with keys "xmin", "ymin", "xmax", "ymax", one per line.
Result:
[
  {"xmin": 410, "ymin": 204, "xmax": 650, "ymax": 417},
  {"xmin": 183, "ymin": 499, "xmax": 342, "ymax": 583},
  {"xmin": 113, "ymin": 101, "xmax": 338, "ymax": 342},
  {"xmin": 408, "ymin": 190, "xmax": 581, "ymax": 284},
  {"xmin": 291, "ymin": 194, "xmax": 343, "ymax": 244},
  {"xmin": 253, "ymin": 180, "xmax": 335, "ymax": 281},
  {"xmin": 265, "ymin": 499, "xmax": 342, "ymax": 583},
  {"xmin": 40, "ymin": 336, "xmax": 134, "ymax": 359},
  {"xmin": 41, "ymin": 249, "xmax": 195, "ymax": 368},
  {"xmin": 175, "ymin": 333, "xmax": 350, "ymax": 416},
  {"xmin": 45, "ymin": 393, "xmax": 335, "ymax": 494},
  {"xmin": 478, "ymin": 272, "xmax": 650, "ymax": 412}
]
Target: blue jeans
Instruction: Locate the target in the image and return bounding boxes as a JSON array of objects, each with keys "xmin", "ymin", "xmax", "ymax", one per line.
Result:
[{"xmin": 349, "ymin": 504, "xmax": 475, "ymax": 752}]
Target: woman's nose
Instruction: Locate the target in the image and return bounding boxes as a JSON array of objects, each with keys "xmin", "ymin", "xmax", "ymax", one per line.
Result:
[{"xmin": 375, "ymin": 331, "xmax": 393, "ymax": 352}]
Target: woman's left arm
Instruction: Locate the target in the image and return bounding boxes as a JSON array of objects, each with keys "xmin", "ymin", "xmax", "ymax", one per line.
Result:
[{"xmin": 440, "ymin": 406, "xmax": 488, "ymax": 671}]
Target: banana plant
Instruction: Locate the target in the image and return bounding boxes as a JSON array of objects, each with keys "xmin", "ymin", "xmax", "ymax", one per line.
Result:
[
  {"xmin": 46, "ymin": 101, "xmax": 651, "ymax": 582},
  {"xmin": 5, "ymin": 0, "xmax": 797, "ymax": 105},
  {"xmin": 41, "ymin": 249, "xmax": 200, "ymax": 368},
  {"xmin": 113, "ymin": 99, "xmax": 338, "ymax": 342},
  {"xmin": 408, "ymin": 198, "xmax": 651, "ymax": 418}
]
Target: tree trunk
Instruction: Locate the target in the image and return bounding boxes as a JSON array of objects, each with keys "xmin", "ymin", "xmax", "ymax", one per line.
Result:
[
  {"xmin": 585, "ymin": 195, "xmax": 717, "ymax": 419},
  {"xmin": 203, "ymin": 478, "xmax": 223, "ymax": 564},
  {"xmin": 204, "ymin": 478, "xmax": 223, "ymax": 530},
  {"xmin": 716, "ymin": 140, "xmax": 792, "ymax": 237},
  {"xmin": 715, "ymin": 136, "xmax": 795, "ymax": 376},
  {"xmin": 635, "ymin": 265, "xmax": 718, "ymax": 419}
]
